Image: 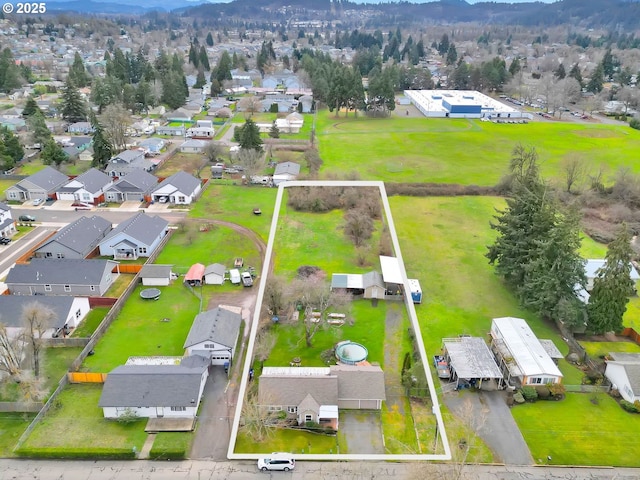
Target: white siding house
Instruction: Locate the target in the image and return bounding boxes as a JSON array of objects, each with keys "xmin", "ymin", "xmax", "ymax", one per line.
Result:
[
  {"xmin": 183, "ymin": 307, "xmax": 242, "ymax": 366},
  {"xmin": 604, "ymin": 353, "xmax": 640, "ymax": 403}
]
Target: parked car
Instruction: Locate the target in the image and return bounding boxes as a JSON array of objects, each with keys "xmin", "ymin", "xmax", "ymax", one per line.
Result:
[
  {"xmin": 19, "ymin": 215, "xmax": 35, "ymax": 222},
  {"xmin": 241, "ymin": 271, "xmax": 253, "ymax": 287},
  {"xmin": 433, "ymin": 355, "xmax": 451, "ymax": 379},
  {"xmin": 257, "ymin": 453, "xmax": 295, "ymax": 472},
  {"xmin": 32, "ymin": 198, "xmax": 43, "ymax": 206},
  {"xmin": 72, "ymin": 202, "xmax": 92, "ymax": 211},
  {"xmin": 0, "ymin": 237, "xmax": 11, "ymax": 245}
]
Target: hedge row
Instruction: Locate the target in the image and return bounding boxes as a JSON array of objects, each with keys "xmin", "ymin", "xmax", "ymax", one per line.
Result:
[
  {"xmin": 15, "ymin": 447, "xmax": 136, "ymax": 459},
  {"xmin": 385, "ymin": 182, "xmax": 499, "ymax": 197}
]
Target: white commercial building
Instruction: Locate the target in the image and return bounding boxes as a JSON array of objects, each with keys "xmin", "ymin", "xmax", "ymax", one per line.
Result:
[{"xmin": 405, "ymin": 90, "xmax": 531, "ymax": 119}]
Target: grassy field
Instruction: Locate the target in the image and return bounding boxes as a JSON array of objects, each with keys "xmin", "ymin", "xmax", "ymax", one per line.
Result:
[
  {"xmin": 581, "ymin": 340, "xmax": 640, "ymax": 358},
  {"xmin": 189, "ymin": 184, "xmax": 277, "ymax": 241},
  {"xmin": 0, "ymin": 413, "xmax": 35, "ymax": 456},
  {"xmin": 315, "ymin": 110, "xmax": 640, "ymax": 185},
  {"xmin": 265, "ymin": 300, "xmax": 386, "ymax": 368},
  {"xmin": 18, "ymin": 384, "xmax": 147, "ymax": 455},
  {"xmin": 71, "ymin": 307, "xmax": 110, "ymax": 338},
  {"xmin": 235, "ymin": 428, "xmax": 338, "ymax": 454},
  {"xmin": 155, "ymin": 152, "xmax": 210, "ymax": 179},
  {"xmin": 0, "ymin": 179, "xmax": 14, "ymax": 199},
  {"xmin": 512, "ymin": 393, "xmax": 640, "ymax": 466}
]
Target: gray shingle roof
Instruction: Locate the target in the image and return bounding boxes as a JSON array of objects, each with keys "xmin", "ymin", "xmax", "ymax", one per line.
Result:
[
  {"xmin": 107, "ymin": 170, "xmax": 157, "ymax": 193},
  {"xmin": 330, "ymin": 365, "xmax": 386, "ymax": 401},
  {"xmin": 0, "ymin": 296, "xmax": 74, "ymax": 328},
  {"xmin": 259, "ymin": 375, "xmax": 338, "ymax": 407},
  {"xmin": 5, "ymin": 259, "xmax": 116, "ymax": 286},
  {"xmin": 98, "ymin": 364, "xmax": 207, "ymax": 408},
  {"xmin": 110, "ymin": 149, "xmax": 145, "ymax": 164},
  {"xmin": 183, "ymin": 307, "xmax": 242, "ymax": 349},
  {"xmin": 274, "ymin": 162, "xmax": 301, "ymax": 176},
  {"xmin": 20, "ymin": 166, "xmax": 68, "ymax": 191},
  {"xmin": 154, "ymin": 171, "xmax": 200, "ymax": 195},
  {"xmin": 204, "ymin": 263, "xmax": 225, "ymax": 277},
  {"xmin": 71, "ymin": 168, "xmax": 111, "ymax": 193},
  {"xmin": 101, "ymin": 212, "xmax": 168, "ymax": 246},
  {"xmin": 36, "ymin": 215, "xmax": 112, "ymax": 257},
  {"xmin": 362, "ymin": 271, "xmax": 384, "ymax": 289},
  {"xmin": 140, "ymin": 264, "xmax": 173, "ymax": 278},
  {"xmin": 0, "ymin": 201, "xmax": 10, "ymax": 212},
  {"xmin": 180, "ymin": 139, "xmax": 208, "ymax": 149}
]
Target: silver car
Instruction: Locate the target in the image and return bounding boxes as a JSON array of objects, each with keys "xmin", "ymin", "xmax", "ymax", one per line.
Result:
[{"xmin": 257, "ymin": 453, "xmax": 295, "ymax": 472}]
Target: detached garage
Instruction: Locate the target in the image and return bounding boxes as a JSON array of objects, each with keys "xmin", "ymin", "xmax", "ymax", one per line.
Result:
[
  {"xmin": 183, "ymin": 307, "xmax": 242, "ymax": 366},
  {"xmin": 140, "ymin": 264, "xmax": 175, "ymax": 286}
]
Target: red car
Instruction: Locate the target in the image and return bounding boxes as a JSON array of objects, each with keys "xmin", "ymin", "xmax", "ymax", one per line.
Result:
[{"xmin": 72, "ymin": 202, "xmax": 93, "ymax": 211}]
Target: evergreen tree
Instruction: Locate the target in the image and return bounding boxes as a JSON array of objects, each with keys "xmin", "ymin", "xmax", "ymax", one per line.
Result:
[
  {"xmin": 587, "ymin": 224, "xmax": 636, "ymax": 334},
  {"xmin": 268, "ymin": 121, "xmax": 280, "ymax": 139},
  {"xmin": 569, "ymin": 63, "xmax": 583, "ymax": 87},
  {"xmin": 69, "ymin": 52, "xmax": 89, "ymax": 87},
  {"xmin": 446, "ymin": 44, "xmax": 458, "ymax": 66},
  {"xmin": 437, "ymin": 33, "xmax": 450, "ymax": 56},
  {"xmin": 199, "ymin": 46, "xmax": 210, "ymax": 71},
  {"xmin": 135, "ymin": 81, "xmax": 155, "ymax": 114},
  {"xmin": 22, "ymin": 96, "xmax": 41, "ymax": 117},
  {"xmin": 508, "ymin": 57, "xmax": 521, "ymax": 76},
  {"xmin": 0, "ymin": 47, "xmax": 23, "ymax": 93},
  {"xmin": 188, "ymin": 43, "xmax": 199, "ymax": 68},
  {"xmin": 161, "ymin": 72, "xmax": 187, "ymax": 110},
  {"xmin": 194, "ymin": 68, "xmax": 206, "ymax": 89},
  {"xmin": 239, "ymin": 118, "xmax": 262, "ymax": 151},
  {"xmin": 1, "ymin": 127, "xmax": 24, "ymax": 164},
  {"xmin": 587, "ymin": 64, "xmax": 604, "ymax": 93},
  {"xmin": 206, "ymin": 32, "xmax": 214, "ymax": 47},
  {"xmin": 40, "ymin": 140, "xmax": 67, "ymax": 167},
  {"xmin": 213, "ymin": 51, "xmax": 232, "ymax": 84},
  {"xmin": 89, "ymin": 112, "xmax": 112, "ymax": 169},
  {"xmin": 27, "ymin": 111, "xmax": 52, "ymax": 146},
  {"xmin": 601, "ymin": 48, "xmax": 616, "ymax": 80},
  {"xmin": 554, "ymin": 63, "xmax": 566, "ymax": 80},
  {"xmin": 61, "ymin": 78, "xmax": 87, "ymax": 123}
]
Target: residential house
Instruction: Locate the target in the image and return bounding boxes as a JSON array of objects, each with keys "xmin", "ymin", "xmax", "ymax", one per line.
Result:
[
  {"xmin": 489, "ymin": 317, "xmax": 564, "ymax": 387},
  {"xmin": 203, "ymin": 263, "xmax": 226, "ymax": 285},
  {"xmin": 62, "ymin": 146, "xmax": 80, "ymax": 161},
  {"xmin": 165, "ymin": 108, "xmax": 193, "ymax": 123},
  {"xmin": 330, "ymin": 271, "xmax": 386, "ymax": 300},
  {"xmin": 68, "ymin": 136, "xmax": 92, "ymax": 151},
  {"xmin": 0, "ymin": 295, "xmax": 90, "ymax": 338},
  {"xmin": 604, "ymin": 353, "xmax": 640, "ymax": 403},
  {"xmin": 183, "ymin": 307, "xmax": 242, "ymax": 366},
  {"xmin": 103, "ymin": 170, "xmax": 158, "ymax": 203},
  {"xmin": 104, "ymin": 149, "xmax": 155, "ymax": 178},
  {"xmin": 186, "ymin": 120, "xmax": 214, "ymax": 139},
  {"xmin": 156, "ymin": 125, "xmax": 185, "ymax": 136},
  {"xmin": 152, "ymin": 171, "xmax": 201, "ymax": 205},
  {"xmin": 140, "ymin": 264, "xmax": 176, "ymax": 286},
  {"xmin": 56, "ymin": 168, "xmax": 113, "ymax": 204},
  {"xmin": 585, "ymin": 259, "xmax": 640, "ymax": 291},
  {"xmin": 272, "ymin": 161, "xmax": 301, "ymax": 186},
  {"xmin": 299, "ymin": 95, "xmax": 313, "ymax": 113},
  {"xmin": 78, "ymin": 146, "xmax": 94, "ymax": 163},
  {"xmin": 0, "ymin": 202, "xmax": 16, "ymax": 237},
  {"xmin": 138, "ymin": 137, "xmax": 165, "ymax": 155},
  {"xmin": 262, "ymin": 74, "xmax": 304, "ymax": 91},
  {"xmin": 179, "ymin": 139, "xmax": 209, "ymax": 154},
  {"xmin": 0, "ymin": 116, "xmax": 26, "ymax": 131},
  {"xmin": 258, "ymin": 365, "xmax": 386, "ymax": 428},
  {"xmin": 5, "ymin": 258, "xmax": 118, "ymax": 296},
  {"xmin": 98, "ymin": 212, "xmax": 168, "ymax": 260},
  {"xmin": 5, "ymin": 166, "xmax": 69, "ymax": 202},
  {"xmin": 67, "ymin": 122, "xmax": 93, "ymax": 134},
  {"xmin": 34, "ymin": 215, "xmax": 111, "ymax": 260},
  {"xmin": 98, "ymin": 358, "xmax": 209, "ymax": 419}
]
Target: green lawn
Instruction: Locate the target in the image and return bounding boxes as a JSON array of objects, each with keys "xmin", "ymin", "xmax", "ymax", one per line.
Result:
[
  {"xmin": 71, "ymin": 307, "xmax": 110, "ymax": 338},
  {"xmin": 0, "ymin": 178, "xmax": 14, "ymax": 199},
  {"xmin": 315, "ymin": 109, "xmax": 640, "ymax": 185},
  {"xmin": 235, "ymin": 428, "xmax": 338, "ymax": 454},
  {"xmin": 149, "ymin": 431, "xmax": 194, "ymax": 460},
  {"xmin": 579, "ymin": 233, "xmax": 607, "ymax": 258},
  {"xmin": 18, "ymin": 384, "xmax": 147, "ymax": 456},
  {"xmin": 581, "ymin": 341, "xmax": 640, "ymax": 358},
  {"xmin": 0, "ymin": 413, "xmax": 35, "ymax": 457},
  {"xmin": 189, "ymin": 184, "xmax": 277, "ymax": 241},
  {"xmin": 81, "ymin": 283, "xmax": 201, "ymax": 372},
  {"xmin": 512, "ymin": 393, "xmax": 640, "ymax": 466},
  {"xmin": 265, "ymin": 300, "xmax": 386, "ymax": 368}
]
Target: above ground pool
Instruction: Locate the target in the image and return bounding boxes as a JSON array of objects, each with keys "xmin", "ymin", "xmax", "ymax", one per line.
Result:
[{"xmin": 335, "ymin": 341, "xmax": 368, "ymax": 365}]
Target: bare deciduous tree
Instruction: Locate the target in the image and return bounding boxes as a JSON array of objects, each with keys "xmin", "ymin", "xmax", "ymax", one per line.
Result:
[
  {"xmin": 99, "ymin": 103, "xmax": 131, "ymax": 152},
  {"xmin": 263, "ymin": 275, "xmax": 286, "ymax": 316},
  {"xmin": 253, "ymin": 330, "xmax": 277, "ymax": 368},
  {"xmin": 21, "ymin": 302, "xmax": 56, "ymax": 378},
  {"xmin": 237, "ymin": 148, "xmax": 265, "ymax": 179},
  {"xmin": 562, "ymin": 155, "xmax": 588, "ymax": 193},
  {"xmin": 0, "ymin": 321, "xmax": 23, "ymax": 379},
  {"xmin": 344, "ymin": 209, "xmax": 374, "ymax": 247},
  {"xmin": 204, "ymin": 141, "xmax": 225, "ymax": 164},
  {"xmin": 240, "ymin": 392, "xmax": 282, "ymax": 442},
  {"xmin": 238, "ymin": 95, "xmax": 263, "ymax": 118}
]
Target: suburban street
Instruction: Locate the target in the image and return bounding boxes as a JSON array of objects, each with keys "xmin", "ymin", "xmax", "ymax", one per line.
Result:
[
  {"xmin": 9, "ymin": 205, "xmax": 188, "ymax": 226},
  {"xmin": 1, "ymin": 459, "xmax": 638, "ymax": 480}
]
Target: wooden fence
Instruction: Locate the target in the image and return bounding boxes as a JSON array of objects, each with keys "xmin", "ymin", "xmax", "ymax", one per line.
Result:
[
  {"xmin": 68, "ymin": 372, "xmax": 106, "ymax": 383},
  {"xmin": 43, "ymin": 337, "xmax": 89, "ymax": 348},
  {"xmin": 117, "ymin": 264, "xmax": 143, "ymax": 274},
  {"xmin": 621, "ymin": 327, "xmax": 640, "ymax": 344},
  {"xmin": 14, "ymin": 230, "xmax": 56, "ymax": 264},
  {"xmin": 0, "ymin": 402, "xmax": 43, "ymax": 413},
  {"xmin": 88, "ymin": 297, "xmax": 118, "ymax": 308},
  {"xmin": 564, "ymin": 384, "xmax": 611, "ymax": 393}
]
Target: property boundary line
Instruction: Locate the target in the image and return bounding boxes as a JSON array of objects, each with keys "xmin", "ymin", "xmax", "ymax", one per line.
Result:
[{"xmin": 227, "ymin": 180, "xmax": 452, "ymax": 461}]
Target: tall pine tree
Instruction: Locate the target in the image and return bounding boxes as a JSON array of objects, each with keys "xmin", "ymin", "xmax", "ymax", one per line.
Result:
[
  {"xmin": 89, "ymin": 112, "xmax": 113, "ymax": 169},
  {"xmin": 61, "ymin": 78, "xmax": 87, "ymax": 123},
  {"xmin": 586, "ymin": 224, "xmax": 636, "ymax": 334}
]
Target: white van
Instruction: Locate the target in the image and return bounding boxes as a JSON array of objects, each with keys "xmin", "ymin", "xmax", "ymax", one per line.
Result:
[
  {"xmin": 229, "ymin": 269, "xmax": 241, "ymax": 285},
  {"xmin": 257, "ymin": 453, "xmax": 295, "ymax": 472}
]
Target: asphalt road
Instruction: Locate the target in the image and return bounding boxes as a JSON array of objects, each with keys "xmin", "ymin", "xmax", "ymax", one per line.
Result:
[
  {"xmin": 10, "ymin": 206, "xmax": 188, "ymax": 226},
  {"xmin": 1, "ymin": 459, "xmax": 638, "ymax": 480},
  {"xmin": 0, "ymin": 226, "xmax": 56, "ymax": 277}
]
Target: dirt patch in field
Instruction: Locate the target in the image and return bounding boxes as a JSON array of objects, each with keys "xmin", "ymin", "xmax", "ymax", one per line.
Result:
[{"xmin": 572, "ymin": 129, "xmax": 625, "ymax": 139}]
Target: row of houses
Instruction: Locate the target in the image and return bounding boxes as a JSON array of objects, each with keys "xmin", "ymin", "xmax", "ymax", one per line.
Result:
[{"xmin": 5, "ymin": 167, "xmax": 202, "ymax": 206}]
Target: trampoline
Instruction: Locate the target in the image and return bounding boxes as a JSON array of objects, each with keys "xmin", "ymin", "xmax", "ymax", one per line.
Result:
[
  {"xmin": 140, "ymin": 288, "xmax": 161, "ymax": 300},
  {"xmin": 335, "ymin": 341, "xmax": 368, "ymax": 365}
]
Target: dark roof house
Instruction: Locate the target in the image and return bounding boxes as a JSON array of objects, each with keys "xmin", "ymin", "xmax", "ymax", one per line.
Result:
[
  {"xmin": 5, "ymin": 166, "xmax": 69, "ymax": 201},
  {"xmin": 104, "ymin": 170, "xmax": 158, "ymax": 203},
  {"xmin": 34, "ymin": 215, "xmax": 112, "ymax": 259},
  {"xmin": 183, "ymin": 307, "xmax": 242, "ymax": 365},
  {"xmin": 98, "ymin": 212, "xmax": 168, "ymax": 260}
]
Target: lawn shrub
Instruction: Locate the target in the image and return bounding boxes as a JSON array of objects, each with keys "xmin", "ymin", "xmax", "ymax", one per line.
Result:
[
  {"xmin": 620, "ymin": 400, "xmax": 640, "ymax": 413},
  {"xmin": 15, "ymin": 446, "xmax": 136, "ymax": 459},
  {"xmin": 520, "ymin": 386, "xmax": 539, "ymax": 402},
  {"xmin": 535, "ymin": 385, "xmax": 551, "ymax": 399},
  {"xmin": 385, "ymin": 183, "xmax": 498, "ymax": 197},
  {"xmin": 630, "ymin": 118, "xmax": 640, "ymax": 131}
]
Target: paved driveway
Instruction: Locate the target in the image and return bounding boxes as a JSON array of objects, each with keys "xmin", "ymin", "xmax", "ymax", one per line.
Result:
[
  {"xmin": 190, "ymin": 367, "xmax": 233, "ymax": 459},
  {"xmin": 444, "ymin": 390, "xmax": 533, "ymax": 465},
  {"xmin": 340, "ymin": 411, "xmax": 384, "ymax": 454}
]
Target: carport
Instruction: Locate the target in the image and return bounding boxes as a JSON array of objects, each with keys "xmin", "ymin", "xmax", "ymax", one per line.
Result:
[{"xmin": 443, "ymin": 337, "xmax": 504, "ymax": 390}]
